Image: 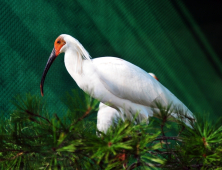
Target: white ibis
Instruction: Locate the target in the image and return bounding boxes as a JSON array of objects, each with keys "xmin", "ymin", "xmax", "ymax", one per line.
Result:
[
  {"xmin": 97, "ymin": 73, "xmax": 159, "ymax": 133},
  {"xmin": 40, "ymin": 34, "xmax": 193, "ymax": 125}
]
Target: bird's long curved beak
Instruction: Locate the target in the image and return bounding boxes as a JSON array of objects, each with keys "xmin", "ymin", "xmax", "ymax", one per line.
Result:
[{"xmin": 40, "ymin": 48, "xmax": 57, "ymax": 96}]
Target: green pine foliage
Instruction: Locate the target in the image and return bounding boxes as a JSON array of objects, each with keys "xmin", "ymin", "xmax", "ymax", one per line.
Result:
[{"xmin": 0, "ymin": 90, "xmax": 221, "ymax": 169}]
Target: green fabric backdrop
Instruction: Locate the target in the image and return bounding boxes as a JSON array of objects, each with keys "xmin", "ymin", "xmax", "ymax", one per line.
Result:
[{"xmin": 1, "ymin": 0, "xmax": 221, "ymax": 119}]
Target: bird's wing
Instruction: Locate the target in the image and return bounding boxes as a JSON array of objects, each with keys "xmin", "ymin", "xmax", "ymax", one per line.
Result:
[{"xmin": 93, "ymin": 57, "xmax": 191, "ymax": 114}]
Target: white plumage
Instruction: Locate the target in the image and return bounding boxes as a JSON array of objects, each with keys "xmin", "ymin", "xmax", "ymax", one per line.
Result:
[
  {"xmin": 40, "ymin": 34, "xmax": 193, "ymax": 129},
  {"xmin": 97, "ymin": 102, "xmax": 121, "ymax": 133},
  {"xmin": 97, "ymin": 73, "xmax": 159, "ymax": 133}
]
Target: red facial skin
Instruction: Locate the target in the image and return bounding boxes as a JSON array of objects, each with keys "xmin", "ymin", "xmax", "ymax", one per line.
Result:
[{"xmin": 54, "ymin": 36, "xmax": 66, "ymax": 56}]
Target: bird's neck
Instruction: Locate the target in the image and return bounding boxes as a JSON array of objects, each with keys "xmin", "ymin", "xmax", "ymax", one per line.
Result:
[{"xmin": 64, "ymin": 49, "xmax": 85, "ymax": 77}]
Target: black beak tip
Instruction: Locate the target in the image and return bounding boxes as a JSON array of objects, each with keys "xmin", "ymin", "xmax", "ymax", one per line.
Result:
[{"xmin": 40, "ymin": 84, "xmax": 44, "ymax": 97}]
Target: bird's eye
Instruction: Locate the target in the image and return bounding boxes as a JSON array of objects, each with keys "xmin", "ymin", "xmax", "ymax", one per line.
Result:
[{"xmin": 57, "ymin": 40, "xmax": 61, "ymax": 44}]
